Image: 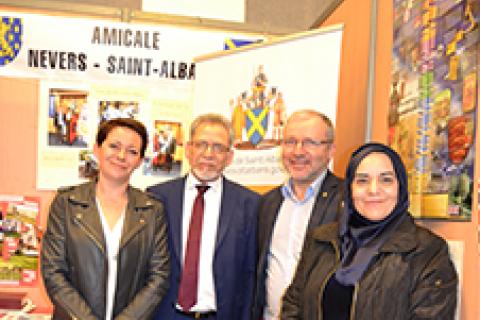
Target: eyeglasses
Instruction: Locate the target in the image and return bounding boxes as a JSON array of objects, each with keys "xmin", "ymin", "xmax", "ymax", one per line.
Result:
[
  {"xmin": 282, "ymin": 138, "xmax": 332, "ymax": 150},
  {"xmin": 191, "ymin": 140, "xmax": 230, "ymax": 153}
]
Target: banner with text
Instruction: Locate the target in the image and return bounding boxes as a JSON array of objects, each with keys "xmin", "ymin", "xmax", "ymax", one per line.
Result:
[{"xmin": 0, "ymin": 12, "xmax": 262, "ymax": 190}]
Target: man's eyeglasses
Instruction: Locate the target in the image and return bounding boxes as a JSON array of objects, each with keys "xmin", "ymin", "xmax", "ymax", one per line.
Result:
[
  {"xmin": 282, "ymin": 138, "xmax": 332, "ymax": 150},
  {"xmin": 191, "ymin": 140, "xmax": 230, "ymax": 153}
]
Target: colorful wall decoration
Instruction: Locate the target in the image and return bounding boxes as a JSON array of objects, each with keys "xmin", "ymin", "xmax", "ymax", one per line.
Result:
[{"xmin": 390, "ymin": 0, "xmax": 478, "ymax": 220}]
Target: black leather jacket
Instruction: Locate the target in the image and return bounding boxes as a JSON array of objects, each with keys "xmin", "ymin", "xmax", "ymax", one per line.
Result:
[
  {"xmin": 41, "ymin": 181, "xmax": 170, "ymax": 320},
  {"xmin": 282, "ymin": 214, "xmax": 458, "ymax": 320}
]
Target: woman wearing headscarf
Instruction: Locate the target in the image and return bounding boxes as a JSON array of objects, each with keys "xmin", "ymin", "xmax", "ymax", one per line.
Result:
[
  {"xmin": 41, "ymin": 118, "xmax": 170, "ymax": 319},
  {"xmin": 281, "ymin": 142, "xmax": 457, "ymax": 320}
]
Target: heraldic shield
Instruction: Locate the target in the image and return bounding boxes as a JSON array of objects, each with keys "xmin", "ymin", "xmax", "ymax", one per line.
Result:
[
  {"xmin": 0, "ymin": 17, "xmax": 23, "ymax": 66},
  {"xmin": 245, "ymin": 107, "xmax": 269, "ymax": 146}
]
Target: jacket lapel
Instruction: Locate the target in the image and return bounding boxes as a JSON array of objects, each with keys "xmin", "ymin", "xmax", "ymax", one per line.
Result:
[
  {"xmin": 259, "ymin": 188, "xmax": 284, "ymax": 258},
  {"xmin": 308, "ymin": 171, "xmax": 339, "ymax": 231},
  {"xmin": 379, "ymin": 214, "xmax": 417, "ymax": 253},
  {"xmin": 120, "ymin": 213, "xmax": 147, "ymax": 250},
  {"xmin": 120, "ymin": 186, "xmax": 166, "ymax": 250},
  {"xmin": 69, "ymin": 182, "xmax": 106, "ymax": 253},
  {"xmin": 170, "ymin": 178, "xmax": 186, "ymax": 261},
  {"xmin": 215, "ymin": 178, "xmax": 234, "ymax": 251}
]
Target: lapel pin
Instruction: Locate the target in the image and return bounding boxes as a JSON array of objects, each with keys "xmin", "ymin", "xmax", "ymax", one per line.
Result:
[{"xmin": 322, "ymin": 192, "xmax": 328, "ymax": 198}]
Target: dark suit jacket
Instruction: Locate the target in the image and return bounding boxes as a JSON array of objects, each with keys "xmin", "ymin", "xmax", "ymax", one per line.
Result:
[
  {"xmin": 252, "ymin": 170, "xmax": 344, "ymax": 319},
  {"xmin": 147, "ymin": 176, "xmax": 260, "ymax": 320}
]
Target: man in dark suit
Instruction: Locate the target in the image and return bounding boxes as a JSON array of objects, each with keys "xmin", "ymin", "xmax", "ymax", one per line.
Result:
[
  {"xmin": 147, "ymin": 113, "xmax": 259, "ymax": 320},
  {"xmin": 252, "ymin": 110, "xmax": 343, "ymax": 319}
]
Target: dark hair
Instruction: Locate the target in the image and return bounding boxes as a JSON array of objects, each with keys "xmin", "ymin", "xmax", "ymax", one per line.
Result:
[{"xmin": 96, "ymin": 118, "xmax": 148, "ymax": 157}]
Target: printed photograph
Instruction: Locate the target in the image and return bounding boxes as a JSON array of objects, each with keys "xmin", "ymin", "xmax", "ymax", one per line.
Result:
[
  {"xmin": 78, "ymin": 150, "xmax": 98, "ymax": 179},
  {"xmin": 143, "ymin": 120, "xmax": 183, "ymax": 176},
  {"xmin": 98, "ymin": 100, "xmax": 139, "ymax": 124},
  {"xmin": 48, "ymin": 88, "xmax": 89, "ymax": 147}
]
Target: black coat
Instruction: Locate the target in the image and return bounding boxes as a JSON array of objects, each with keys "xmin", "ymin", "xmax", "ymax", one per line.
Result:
[
  {"xmin": 252, "ymin": 171, "xmax": 344, "ymax": 319},
  {"xmin": 281, "ymin": 214, "xmax": 458, "ymax": 320},
  {"xmin": 41, "ymin": 181, "xmax": 170, "ymax": 320}
]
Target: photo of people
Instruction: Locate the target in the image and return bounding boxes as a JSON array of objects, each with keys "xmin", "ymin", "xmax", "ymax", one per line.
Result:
[
  {"xmin": 78, "ymin": 150, "xmax": 98, "ymax": 179},
  {"xmin": 48, "ymin": 89, "xmax": 89, "ymax": 147},
  {"xmin": 143, "ymin": 120, "xmax": 183, "ymax": 176},
  {"xmin": 98, "ymin": 100, "xmax": 139, "ymax": 124}
]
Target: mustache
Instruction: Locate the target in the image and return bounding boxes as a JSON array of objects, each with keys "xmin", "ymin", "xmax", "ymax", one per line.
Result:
[{"xmin": 289, "ymin": 155, "xmax": 309, "ymax": 161}]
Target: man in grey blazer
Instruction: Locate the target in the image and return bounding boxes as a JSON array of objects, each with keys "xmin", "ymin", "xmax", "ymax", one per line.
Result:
[{"xmin": 252, "ymin": 110, "xmax": 343, "ymax": 320}]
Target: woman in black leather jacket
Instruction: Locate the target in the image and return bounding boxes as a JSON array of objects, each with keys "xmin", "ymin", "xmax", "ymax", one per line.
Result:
[
  {"xmin": 41, "ymin": 118, "xmax": 170, "ymax": 320},
  {"xmin": 281, "ymin": 142, "xmax": 457, "ymax": 320}
]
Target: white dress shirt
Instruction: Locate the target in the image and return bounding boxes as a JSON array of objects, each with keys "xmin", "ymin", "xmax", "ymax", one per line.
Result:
[
  {"xmin": 96, "ymin": 199, "xmax": 125, "ymax": 320},
  {"xmin": 264, "ymin": 171, "xmax": 326, "ymax": 320},
  {"xmin": 178, "ymin": 173, "xmax": 223, "ymax": 312}
]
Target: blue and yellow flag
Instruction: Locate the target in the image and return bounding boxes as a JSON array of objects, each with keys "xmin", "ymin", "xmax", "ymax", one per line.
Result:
[{"xmin": 224, "ymin": 38, "xmax": 260, "ymax": 50}]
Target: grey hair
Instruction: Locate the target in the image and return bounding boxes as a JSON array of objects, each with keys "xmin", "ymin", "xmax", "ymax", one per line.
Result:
[
  {"xmin": 286, "ymin": 109, "xmax": 335, "ymax": 141},
  {"xmin": 190, "ymin": 113, "xmax": 234, "ymax": 147}
]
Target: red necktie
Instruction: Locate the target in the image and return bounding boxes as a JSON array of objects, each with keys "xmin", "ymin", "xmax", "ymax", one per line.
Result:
[{"xmin": 177, "ymin": 185, "xmax": 210, "ymax": 311}]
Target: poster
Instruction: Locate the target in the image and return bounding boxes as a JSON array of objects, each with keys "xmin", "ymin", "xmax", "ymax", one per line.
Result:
[
  {"xmin": 194, "ymin": 26, "xmax": 343, "ymax": 185},
  {"xmin": 390, "ymin": 0, "xmax": 478, "ymax": 220},
  {"xmin": 0, "ymin": 11, "xmax": 262, "ymax": 190},
  {"xmin": 0, "ymin": 195, "xmax": 40, "ymax": 287}
]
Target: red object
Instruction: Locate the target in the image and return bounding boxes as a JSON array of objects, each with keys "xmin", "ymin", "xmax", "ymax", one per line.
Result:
[
  {"xmin": 0, "ymin": 292, "xmax": 25, "ymax": 309},
  {"xmin": 68, "ymin": 113, "xmax": 78, "ymax": 144},
  {"xmin": 2, "ymin": 237, "xmax": 19, "ymax": 261},
  {"xmin": 177, "ymin": 185, "xmax": 210, "ymax": 311}
]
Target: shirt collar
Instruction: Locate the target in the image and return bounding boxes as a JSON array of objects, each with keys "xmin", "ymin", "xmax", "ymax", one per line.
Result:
[
  {"xmin": 186, "ymin": 173, "xmax": 222, "ymax": 193},
  {"xmin": 281, "ymin": 170, "xmax": 327, "ymax": 203}
]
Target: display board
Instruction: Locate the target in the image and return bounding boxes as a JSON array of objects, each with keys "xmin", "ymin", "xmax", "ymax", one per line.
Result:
[
  {"xmin": 193, "ymin": 26, "xmax": 343, "ymax": 185},
  {"xmin": 0, "ymin": 12, "xmax": 262, "ymax": 190}
]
